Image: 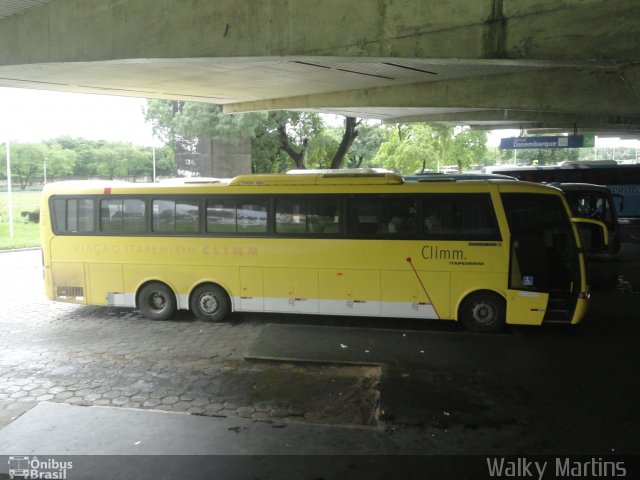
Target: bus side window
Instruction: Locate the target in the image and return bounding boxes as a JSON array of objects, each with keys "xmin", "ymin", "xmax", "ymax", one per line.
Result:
[
  {"xmin": 52, "ymin": 198, "xmax": 94, "ymax": 233},
  {"xmin": 153, "ymin": 199, "xmax": 199, "ymax": 233},
  {"xmin": 275, "ymin": 199, "xmax": 307, "ymax": 234},
  {"xmin": 422, "ymin": 194, "xmax": 501, "ymax": 240},
  {"xmin": 422, "ymin": 205, "xmax": 441, "ymax": 233},
  {"xmin": 207, "ymin": 200, "xmax": 236, "ymax": 233},
  {"xmin": 422, "ymin": 197, "xmax": 453, "ymax": 235},
  {"xmin": 382, "ymin": 199, "xmax": 416, "ymax": 235},
  {"xmin": 347, "ymin": 199, "xmax": 380, "ymax": 235},
  {"xmin": 237, "ymin": 201, "xmax": 268, "ymax": 233},
  {"xmin": 347, "ymin": 197, "xmax": 416, "ymax": 236},
  {"xmin": 101, "ymin": 199, "xmax": 145, "ymax": 233},
  {"xmin": 308, "ymin": 199, "xmax": 340, "ymax": 234}
]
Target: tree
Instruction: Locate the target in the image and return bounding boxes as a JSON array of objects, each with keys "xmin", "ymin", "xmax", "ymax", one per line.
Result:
[
  {"xmin": 145, "ymin": 100, "xmax": 367, "ymax": 172},
  {"xmin": 151, "ymin": 146, "xmax": 177, "ymax": 178},
  {"xmin": 145, "ymin": 100, "xmax": 270, "ymax": 176},
  {"xmin": 94, "ymin": 148, "xmax": 125, "ymax": 180},
  {"xmin": 269, "ymin": 113, "xmax": 361, "ymax": 170},
  {"xmin": 329, "ymin": 117, "xmax": 360, "ymax": 169},
  {"xmin": 270, "ymin": 111, "xmax": 323, "ymax": 169},
  {"xmin": 373, "ymin": 124, "xmax": 437, "ymax": 173},
  {"xmin": 114, "ymin": 144, "xmax": 151, "ymax": 181},
  {"xmin": 344, "ymin": 122, "xmax": 385, "ymax": 169},
  {"xmin": 43, "ymin": 143, "xmax": 76, "ymax": 181},
  {"xmin": 2, "ymin": 143, "xmax": 45, "ymax": 190},
  {"xmin": 449, "ymin": 129, "xmax": 488, "ymax": 171},
  {"xmin": 373, "ymin": 124, "xmax": 488, "ymax": 174}
]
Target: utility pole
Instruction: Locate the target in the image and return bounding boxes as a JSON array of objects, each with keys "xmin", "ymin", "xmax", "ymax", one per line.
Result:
[{"xmin": 5, "ymin": 141, "xmax": 13, "ymax": 239}]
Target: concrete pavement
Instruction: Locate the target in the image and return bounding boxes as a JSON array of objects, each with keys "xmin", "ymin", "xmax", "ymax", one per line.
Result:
[{"xmin": 1, "ymin": 248, "xmax": 640, "ymax": 479}]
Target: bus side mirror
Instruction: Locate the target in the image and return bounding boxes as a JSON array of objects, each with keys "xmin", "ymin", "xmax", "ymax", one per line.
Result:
[
  {"xmin": 612, "ymin": 194, "xmax": 624, "ymax": 213},
  {"xmin": 571, "ymin": 218, "xmax": 609, "ymax": 254}
]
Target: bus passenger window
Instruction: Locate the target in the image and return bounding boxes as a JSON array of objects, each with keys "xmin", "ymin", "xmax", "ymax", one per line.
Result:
[
  {"xmin": 175, "ymin": 202, "xmax": 199, "ymax": 232},
  {"xmin": 237, "ymin": 202, "xmax": 267, "ymax": 233},
  {"xmin": 382, "ymin": 199, "xmax": 416, "ymax": 234},
  {"xmin": 347, "ymin": 197, "xmax": 416, "ymax": 236},
  {"xmin": 422, "ymin": 209, "xmax": 440, "ymax": 233},
  {"xmin": 347, "ymin": 200, "xmax": 380, "ymax": 235},
  {"xmin": 422, "ymin": 195, "xmax": 500, "ymax": 240},
  {"xmin": 101, "ymin": 199, "xmax": 146, "ymax": 233},
  {"xmin": 52, "ymin": 198, "xmax": 94, "ymax": 233},
  {"xmin": 422, "ymin": 197, "xmax": 455, "ymax": 235},
  {"xmin": 153, "ymin": 200, "xmax": 199, "ymax": 233},
  {"xmin": 308, "ymin": 200, "xmax": 340, "ymax": 234},
  {"xmin": 78, "ymin": 199, "xmax": 94, "ymax": 232},
  {"xmin": 276, "ymin": 199, "xmax": 307, "ymax": 234},
  {"xmin": 207, "ymin": 201, "xmax": 236, "ymax": 233}
]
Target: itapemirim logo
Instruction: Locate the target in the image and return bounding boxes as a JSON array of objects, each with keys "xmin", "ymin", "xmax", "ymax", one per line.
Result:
[{"xmin": 8, "ymin": 456, "xmax": 73, "ymax": 479}]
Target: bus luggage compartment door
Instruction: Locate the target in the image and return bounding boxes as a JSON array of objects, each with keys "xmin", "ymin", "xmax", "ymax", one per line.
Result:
[
  {"xmin": 239, "ymin": 267, "xmax": 264, "ymax": 311},
  {"xmin": 381, "ymin": 270, "xmax": 448, "ymax": 319},
  {"xmin": 263, "ymin": 267, "xmax": 319, "ymax": 313}
]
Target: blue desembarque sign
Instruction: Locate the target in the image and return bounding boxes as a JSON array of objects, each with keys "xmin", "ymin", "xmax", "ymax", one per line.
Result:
[{"xmin": 500, "ymin": 135, "xmax": 595, "ymax": 149}]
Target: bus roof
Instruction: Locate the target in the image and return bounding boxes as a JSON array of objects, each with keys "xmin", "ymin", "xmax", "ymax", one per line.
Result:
[
  {"xmin": 229, "ymin": 172, "xmax": 404, "ymax": 186},
  {"xmin": 483, "ymin": 161, "xmax": 627, "ymax": 173},
  {"xmin": 547, "ymin": 182, "xmax": 612, "ymax": 193},
  {"xmin": 404, "ymin": 173, "xmax": 517, "ymax": 182}
]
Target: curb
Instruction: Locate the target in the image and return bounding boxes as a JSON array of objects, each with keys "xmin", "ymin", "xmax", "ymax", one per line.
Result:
[{"xmin": 0, "ymin": 247, "xmax": 41, "ymax": 254}]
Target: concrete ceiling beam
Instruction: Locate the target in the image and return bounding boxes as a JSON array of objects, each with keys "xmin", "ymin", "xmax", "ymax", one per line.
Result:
[
  {"xmin": 0, "ymin": 0, "xmax": 638, "ymax": 133},
  {"xmin": 1, "ymin": 0, "xmax": 638, "ymax": 64},
  {"xmin": 389, "ymin": 110, "xmax": 640, "ymax": 127},
  {"xmin": 223, "ymin": 65, "xmax": 640, "ymax": 117}
]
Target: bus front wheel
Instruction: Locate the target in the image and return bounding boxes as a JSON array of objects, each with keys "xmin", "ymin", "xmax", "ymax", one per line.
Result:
[
  {"xmin": 459, "ymin": 291, "xmax": 505, "ymax": 333},
  {"xmin": 190, "ymin": 284, "xmax": 230, "ymax": 322},
  {"xmin": 138, "ymin": 283, "xmax": 176, "ymax": 321}
]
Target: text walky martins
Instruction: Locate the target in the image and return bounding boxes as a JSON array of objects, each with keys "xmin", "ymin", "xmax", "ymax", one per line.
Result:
[{"xmin": 486, "ymin": 457, "xmax": 627, "ymax": 478}]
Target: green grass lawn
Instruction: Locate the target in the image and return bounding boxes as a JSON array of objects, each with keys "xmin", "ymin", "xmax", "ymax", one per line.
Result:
[{"xmin": 0, "ymin": 191, "xmax": 42, "ymax": 250}]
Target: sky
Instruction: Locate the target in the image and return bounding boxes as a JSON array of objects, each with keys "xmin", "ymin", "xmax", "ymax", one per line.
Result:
[
  {"xmin": 0, "ymin": 87, "xmax": 160, "ymax": 146},
  {"xmin": 1, "ymin": 87, "xmax": 638, "ymax": 150}
]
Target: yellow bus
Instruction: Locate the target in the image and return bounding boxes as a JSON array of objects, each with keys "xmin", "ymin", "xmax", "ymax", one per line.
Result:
[{"xmin": 39, "ymin": 172, "xmax": 606, "ymax": 332}]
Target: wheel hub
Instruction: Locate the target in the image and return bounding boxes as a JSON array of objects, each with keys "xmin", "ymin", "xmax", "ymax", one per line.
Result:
[
  {"xmin": 471, "ymin": 302, "xmax": 495, "ymax": 324},
  {"xmin": 150, "ymin": 292, "xmax": 166, "ymax": 311},
  {"xmin": 199, "ymin": 293, "xmax": 219, "ymax": 314}
]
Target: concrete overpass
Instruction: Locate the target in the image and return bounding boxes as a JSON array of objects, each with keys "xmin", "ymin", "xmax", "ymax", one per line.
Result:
[{"xmin": 0, "ymin": 0, "xmax": 639, "ymax": 135}]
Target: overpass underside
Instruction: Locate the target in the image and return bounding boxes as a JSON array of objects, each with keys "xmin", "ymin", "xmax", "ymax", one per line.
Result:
[{"xmin": 0, "ymin": 0, "xmax": 639, "ymax": 134}]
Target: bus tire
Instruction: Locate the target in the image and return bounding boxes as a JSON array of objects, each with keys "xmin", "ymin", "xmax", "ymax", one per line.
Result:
[
  {"xmin": 190, "ymin": 284, "xmax": 230, "ymax": 322},
  {"xmin": 459, "ymin": 291, "xmax": 505, "ymax": 333},
  {"xmin": 138, "ymin": 282, "xmax": 176, "ymax": 321}
]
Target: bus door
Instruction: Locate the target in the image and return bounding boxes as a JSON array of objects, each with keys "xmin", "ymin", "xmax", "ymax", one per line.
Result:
[{"xmin": 502, "ymin": 194, "xmax": 580, "ymax": 324}]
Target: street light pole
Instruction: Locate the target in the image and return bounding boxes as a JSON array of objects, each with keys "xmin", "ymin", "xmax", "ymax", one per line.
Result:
[
  {"xmin": 5, "ymin": 141, "xmax": 13, "ymax": 239},
  {"xmin": 152, "ymin": 145, "xmax": 156, "ymax": 182},
  {"xmin": 44, "ymin": 156, "xmax": 47, "ymax": 185}
]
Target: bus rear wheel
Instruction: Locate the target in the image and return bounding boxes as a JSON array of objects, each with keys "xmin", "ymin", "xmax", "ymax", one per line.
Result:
[
  {"xmin": 138, "ymin": 282, "xmax": 176, "ymax": 321},
  {"xmin": 190, "ymin": 284, "xmax": 230, "ymax": 322},
  {"xmin": 459, "ymin": 291, "xmax": 506, "ymax": 333}
]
